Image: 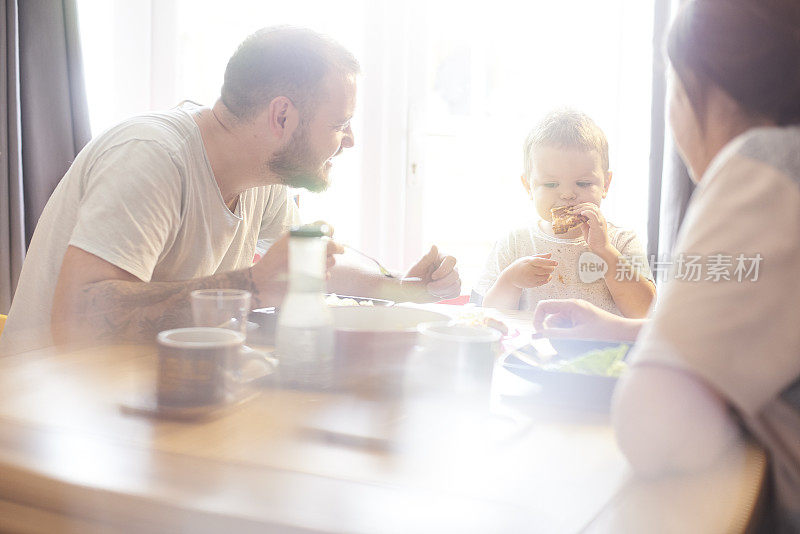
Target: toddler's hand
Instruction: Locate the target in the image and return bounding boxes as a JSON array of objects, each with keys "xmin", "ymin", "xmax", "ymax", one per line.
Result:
[
  {"xmin": 575, "ymin": 203, "xmax": 612, "ymax": 255},
  {"xmin": 504, "ymin": 254, "xmax": 558, "ymax": 289}
]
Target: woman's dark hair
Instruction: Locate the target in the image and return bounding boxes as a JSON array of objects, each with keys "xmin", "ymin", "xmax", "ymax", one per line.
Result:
[
  {"xmin": 667, "ymin": 0, "xmax": 800, "ymax": 125},
  {"xmin": 221, "ymin": 26, "xmax": 360, "ymax": 121}
]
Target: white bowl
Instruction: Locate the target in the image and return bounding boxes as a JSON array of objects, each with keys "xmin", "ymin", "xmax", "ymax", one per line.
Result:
[
  {"xmin": 329, "ymin": 306, "xmax": 451, "ymax": 395},
  {"xmin": 330, "ymin": 306, "xmax": 451, "ymax": 333}
]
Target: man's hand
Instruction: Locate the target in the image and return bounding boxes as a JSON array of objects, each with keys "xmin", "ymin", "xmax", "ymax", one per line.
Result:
[
  {"xmin": 323, "ymin": 238, "xmax": 345, "ymax": 273},
  {"xmin": 533, "ymin": 298, "xmax": 644, "ymax": 342},
  {"xmin": 502, "ymin": 254, "xmax": 558, "ymax": 289},
  {"xmin": 251, "ymin": 233, "xmax": 344, "ymax": 302},
  {"xmin": 252, "ymin": 233, "xmax": 290, "ymax": 281},
  {"xmin": 404, "ymin": 245, "xmax": 461, "ymax": 299},
  {"xmin": 575, "ymin": 203, "xmax": 614, "ymax": 257}
]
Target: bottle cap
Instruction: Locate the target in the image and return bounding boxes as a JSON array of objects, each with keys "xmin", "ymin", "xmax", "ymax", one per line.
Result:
[{"xmin": 289, "ymin": 223, "xmax": 331, "ymax": 238}]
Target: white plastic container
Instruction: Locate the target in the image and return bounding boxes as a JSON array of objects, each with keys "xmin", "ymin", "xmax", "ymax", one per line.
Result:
[{"xmin": 275, "ymin": 225, "xmax": 334, "ymax": 389}]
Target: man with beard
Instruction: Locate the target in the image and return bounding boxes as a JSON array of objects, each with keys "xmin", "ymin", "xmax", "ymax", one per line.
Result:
[{"xmin": 0, "ymin": 27, "xmax": 461, "ymax": 354}]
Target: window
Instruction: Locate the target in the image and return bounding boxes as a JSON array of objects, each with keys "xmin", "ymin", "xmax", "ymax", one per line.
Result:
[
  {"xmin": 78, "ymin": 0, "xmax": 654, "ymax": 293},
  {"xmin": 406, "ymin": 1, "xmax": 654, "ymax": 287}
]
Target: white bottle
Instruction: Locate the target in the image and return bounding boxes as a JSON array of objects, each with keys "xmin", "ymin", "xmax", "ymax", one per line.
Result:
[{"xmin": 275, "ymin": 225, "xmax": 334, "ymax": 389}]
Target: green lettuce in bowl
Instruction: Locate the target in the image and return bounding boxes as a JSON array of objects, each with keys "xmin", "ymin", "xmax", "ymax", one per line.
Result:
[{"xmin": 543, "ymin": 344, "xmax": 630, "ymax": 378}]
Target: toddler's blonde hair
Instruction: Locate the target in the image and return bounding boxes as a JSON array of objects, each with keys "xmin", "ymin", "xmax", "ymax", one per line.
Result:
[{"xmin": 523, "ymin": 108, "xmax": 609, "ymax": 180}]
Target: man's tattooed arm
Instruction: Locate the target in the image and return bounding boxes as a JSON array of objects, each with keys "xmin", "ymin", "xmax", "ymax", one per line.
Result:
[
  {"xmin": 51, "ymin": 238, "xmax": 296, "ymax": 347},
  {"xmin": 54, "ymin": 263, "xmax": 284, "ymax": 347}
]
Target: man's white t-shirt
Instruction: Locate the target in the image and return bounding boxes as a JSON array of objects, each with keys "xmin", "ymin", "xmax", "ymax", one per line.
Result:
[
  {"xmin": 1, "ymin": 104, "xmax": 296, "ymax": 355},
  {"xmin": 474, "ymin": 222, "xmax": 652, "ymax": 314}
]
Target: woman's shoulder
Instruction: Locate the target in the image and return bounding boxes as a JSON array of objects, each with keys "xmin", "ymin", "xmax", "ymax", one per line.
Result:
[
  {"xmin": 737, "ymin": 126, "xmax": 800, "ymax": 181},
  {"xmin": 712, "ymin": 125, "xmax": 800, "ymax": 184}
]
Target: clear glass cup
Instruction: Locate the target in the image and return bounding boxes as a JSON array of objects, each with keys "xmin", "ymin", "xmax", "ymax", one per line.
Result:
[{"xmin": 190, "ymin": 289, "xmax": 252, "ymax": 336}]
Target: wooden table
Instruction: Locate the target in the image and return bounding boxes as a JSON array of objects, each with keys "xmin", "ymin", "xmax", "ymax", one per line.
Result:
[{"xmin": 0, "ymin": 308, "xmax": 766, "ymax": 533}]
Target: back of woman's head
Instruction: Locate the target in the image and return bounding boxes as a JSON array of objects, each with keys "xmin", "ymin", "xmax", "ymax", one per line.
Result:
[{"xmin": 667, "ymin": 0, "xmax": 800, "ymax": 125}]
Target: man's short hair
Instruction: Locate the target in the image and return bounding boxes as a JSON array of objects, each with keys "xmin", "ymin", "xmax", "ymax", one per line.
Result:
[
  {"xmin": 221, "ymin": 26, "xmax": 361, "ymax": 121},
  {"xmin": 523, "ymin": 108, "xmax": 610, "ymax": 179}
]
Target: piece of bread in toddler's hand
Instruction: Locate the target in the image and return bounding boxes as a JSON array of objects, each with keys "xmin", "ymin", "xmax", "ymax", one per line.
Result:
[{"xmin": 550, "ymin": 205, "xmax": 588, "ymax": 235}]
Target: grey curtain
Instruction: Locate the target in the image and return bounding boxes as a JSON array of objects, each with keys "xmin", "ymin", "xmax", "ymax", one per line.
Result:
[
  {"xmin": 647, "ymin": 0, "xmax": 695, "ymax": 280},
  {"xmin": 1, "ymin": 0, "xmax": 90, "ymax": 313}
]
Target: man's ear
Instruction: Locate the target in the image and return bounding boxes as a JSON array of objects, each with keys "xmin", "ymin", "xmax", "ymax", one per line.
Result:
[
  {"xmin": 266, "ymin": 96, "xmax": 300, "ymax": 140},
  {"xmin": 602, "ymin": 170, "xmax": 613, "ymax": 198},
  {"xmin": 520, "ymin": 174, "xmax": 533, "ymax": 198}
]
